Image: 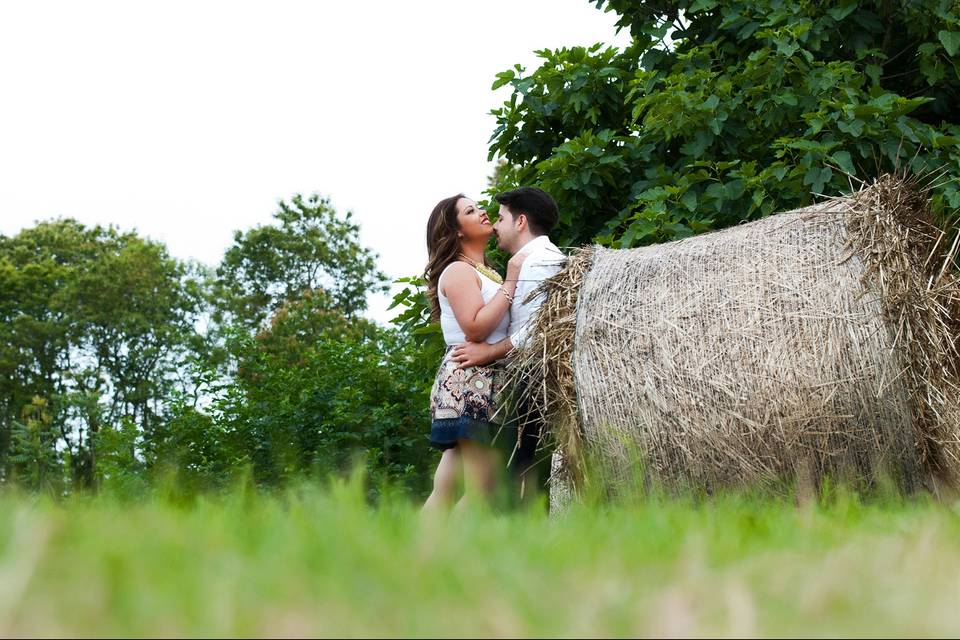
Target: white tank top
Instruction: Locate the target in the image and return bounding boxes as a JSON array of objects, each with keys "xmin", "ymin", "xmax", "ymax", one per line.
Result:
[{"xmin": 437, "ymin": 263, "xmax": 510, "ymax": 346}]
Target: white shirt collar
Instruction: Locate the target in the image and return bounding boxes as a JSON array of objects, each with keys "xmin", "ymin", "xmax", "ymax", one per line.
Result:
[{"xmin": 515, "ymin": 234, "xmax": 551, "ymax": 254}]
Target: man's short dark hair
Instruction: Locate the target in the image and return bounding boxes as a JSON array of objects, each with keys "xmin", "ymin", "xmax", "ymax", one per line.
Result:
[{"xmin": 494, "ymin": 187, "xmax": 558, "ymax": 236}]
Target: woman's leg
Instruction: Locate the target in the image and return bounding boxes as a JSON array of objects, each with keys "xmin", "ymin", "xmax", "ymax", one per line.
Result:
[
  {"xmin": 422, "ymin": 447, "xmax": 461, "ymax": 512},
  {"xmin": 456, "ymin": 439, "xmax": 498, "ymax": 508}
]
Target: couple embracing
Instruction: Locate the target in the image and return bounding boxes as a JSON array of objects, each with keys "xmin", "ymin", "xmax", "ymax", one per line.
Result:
[{"xmin": 421, "ymin": 187, "xmax": 564, "ymax": 511}]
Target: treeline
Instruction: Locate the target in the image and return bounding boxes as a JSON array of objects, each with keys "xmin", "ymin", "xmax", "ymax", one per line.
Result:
[{"xmin": 0, "ymin": 195, "xmax": 439, "ymax": 496}]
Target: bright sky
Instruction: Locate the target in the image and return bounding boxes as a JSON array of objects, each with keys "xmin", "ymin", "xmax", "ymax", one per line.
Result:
[{"xmin": 0, "ymin": 1, "xmax": 630, "ymax": 324}]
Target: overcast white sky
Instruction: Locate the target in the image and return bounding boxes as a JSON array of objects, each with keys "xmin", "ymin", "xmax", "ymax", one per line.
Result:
[{"xmin": 0, "ymin": 1, "xmax": 630, "ymax": 324}]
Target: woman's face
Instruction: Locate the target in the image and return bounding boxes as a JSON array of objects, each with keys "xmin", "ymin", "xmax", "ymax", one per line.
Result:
[{"xmin": 455, "ymin": 198, "xmax": 493, "ymax": 243}]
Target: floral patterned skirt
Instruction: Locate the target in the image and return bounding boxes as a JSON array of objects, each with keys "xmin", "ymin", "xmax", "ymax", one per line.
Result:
[{"xmin": 429, "ymin": 347, "xmax": 504, "ymax": 450}]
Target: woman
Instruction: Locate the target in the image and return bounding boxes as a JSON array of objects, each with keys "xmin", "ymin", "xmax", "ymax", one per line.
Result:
[{"xmin": 421, "ymin": 194, "xmax": 527, "ymax": 511}]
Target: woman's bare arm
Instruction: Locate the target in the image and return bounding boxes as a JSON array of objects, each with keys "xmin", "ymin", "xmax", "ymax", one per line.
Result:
[{"xmin": 442, "ymin": 254, "xmax": 527, "ymax": 342}]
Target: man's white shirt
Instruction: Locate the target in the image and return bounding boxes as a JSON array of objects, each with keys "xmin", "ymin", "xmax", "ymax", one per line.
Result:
[{"xmin": 508, "ymin": 234, "xmax": 565, "ymax": 348}]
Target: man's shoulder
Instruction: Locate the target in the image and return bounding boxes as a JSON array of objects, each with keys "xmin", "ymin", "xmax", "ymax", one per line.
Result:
[{"xmin": 526, "ymin": 237, "xmax": 565, "ymax": 269}]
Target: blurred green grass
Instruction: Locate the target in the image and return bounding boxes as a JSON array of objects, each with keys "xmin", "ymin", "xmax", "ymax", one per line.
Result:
[{"xmin": 1, "ymin": 480, "xmax": 959, "ymax": 637}]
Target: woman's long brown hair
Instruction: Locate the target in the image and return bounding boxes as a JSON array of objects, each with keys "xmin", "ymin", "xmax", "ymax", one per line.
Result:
[{"xmin": 424, "ymin": 194, "xmax": 493, "ymax": 322}]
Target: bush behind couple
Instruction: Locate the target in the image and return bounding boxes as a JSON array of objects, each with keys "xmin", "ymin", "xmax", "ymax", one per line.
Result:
[{"xmin": 422, "ymin": 187, "xmax": 564, "ymax": 512}]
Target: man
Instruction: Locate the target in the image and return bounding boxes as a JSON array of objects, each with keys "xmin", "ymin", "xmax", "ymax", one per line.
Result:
[{"xmin": 450, "ymin": 186, "xmax": 565, "ymax": 500}]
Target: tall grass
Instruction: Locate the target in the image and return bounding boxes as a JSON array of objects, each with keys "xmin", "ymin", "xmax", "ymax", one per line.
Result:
[{"xmin": 1, "ymin": 478, "xmax": 959, "ymax": 637}]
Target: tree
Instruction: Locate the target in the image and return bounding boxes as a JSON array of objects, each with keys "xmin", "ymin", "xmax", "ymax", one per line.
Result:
[
  {"xmin": 216, "ymin": 326, "xmax": 435, "ymax": 494},
  {"xmin": 488, "ymin": 0, "xmax": 960, "ymax": 249},
  {"xmin": 156, "ymin": 303, "xmax": 436, "ymax": 495},
  {"xmin": 153, "ymin": 194, "xmax": 433, "ymax": 495},
  {"xmin": 0, "ymin": 220, "xmax": 207, "ymax": 489},
  {"xmin": 215, "ymin": 194, "xmax": 388, "ymax": 332}
]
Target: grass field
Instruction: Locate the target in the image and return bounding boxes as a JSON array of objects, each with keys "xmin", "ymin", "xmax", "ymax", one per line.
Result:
[{"xmin": 2, "ymin": 480, "xmax": 959, "ymax": 637}]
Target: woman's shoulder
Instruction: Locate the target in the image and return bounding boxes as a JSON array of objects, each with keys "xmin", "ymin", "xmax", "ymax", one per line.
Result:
[
  {"xmin": 441, "ymin": 260, "xmax": 473, "ymax": 275},
  {"xmin": 439, "ymin": 260, "xmax": 475, "ymax": 282},
  {"xmin": 438, "ymin": 261, "xmax": 481, "ymax": 295}
]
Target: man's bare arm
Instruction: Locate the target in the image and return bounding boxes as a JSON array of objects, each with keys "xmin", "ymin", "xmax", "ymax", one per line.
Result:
[{"xmin": 450, "ymin": 338, "xmax": 514, "ymax": 369}]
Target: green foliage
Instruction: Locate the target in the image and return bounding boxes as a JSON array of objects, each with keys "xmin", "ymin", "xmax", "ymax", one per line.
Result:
[
  {"xmin": 149, "ymin": 400, "xmax": 240, "ymax": 494},
  {"xmin": 175, "ymin": 193, "xmax": 435, "ymax": 496},
  {"xmin": 1, "ymin": 194, "xmax": 433, "ymax": 495},
  {"xmin": 0, "ymin": 220, "xmax": 207, "ymax": 489},
  {"xmin": 147, "ymin": 196, "xmax": 436, "ymax": 496},
  {"xmin": 489, "ymin": 0, "xmax": 960, "ymax": 249},
  {"xmin": 215, "ymin": 194, "xmax": 388, "ymax": 331},
  {"xmin": 8, "ymin": 397, "xmax": 61, "ymax": 492},
  {"xmin": 243, "ymin": 289, "xmax": 379, "ymax": 373},
  {"xmin": 242, "ymin": 328, "xmax": 434, "ymax": 493},
  {"xmin": 92, "ymin": 416, "xmax": 148, "ymax": 496},
  {"xmin": 388, "ymin": 276, "xmax": 446, "ymax": 370},
  {"xmin": 160, "ymin": 326, "xmax": 436, "ymax": 496}
]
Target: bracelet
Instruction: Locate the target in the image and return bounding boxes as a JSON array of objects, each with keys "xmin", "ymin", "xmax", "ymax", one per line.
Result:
[{"xmin": 499, "ymin": 286, "xmax": 515, "ymax": 304}]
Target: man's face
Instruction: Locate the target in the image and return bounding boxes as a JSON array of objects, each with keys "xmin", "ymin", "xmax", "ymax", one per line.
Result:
[{"xmin": 492, "ymin": 204, "xmax": 520, "ymax": 253}]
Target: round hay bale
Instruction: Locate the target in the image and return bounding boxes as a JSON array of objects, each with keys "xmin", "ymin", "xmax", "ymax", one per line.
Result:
[{"xmin": 517, "ymin": 174, "xmax": 960, "ymax": 496}]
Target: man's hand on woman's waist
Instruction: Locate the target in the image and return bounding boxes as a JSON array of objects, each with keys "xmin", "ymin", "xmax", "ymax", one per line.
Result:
[{"xmin": 451, "ymin": 338, "xmax": 514, "ymax": 369}]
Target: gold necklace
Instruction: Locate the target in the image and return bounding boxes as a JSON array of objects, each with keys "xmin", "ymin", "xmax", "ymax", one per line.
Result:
[{"xmin": 459, "ymin": 254, "xmax": 503, "ymax": 285}]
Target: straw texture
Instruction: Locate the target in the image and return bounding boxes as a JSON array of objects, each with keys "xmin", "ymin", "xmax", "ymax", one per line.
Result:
[{"xmin": 514, "ymin": 174, "xmax": 960, "ymax": 496}]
